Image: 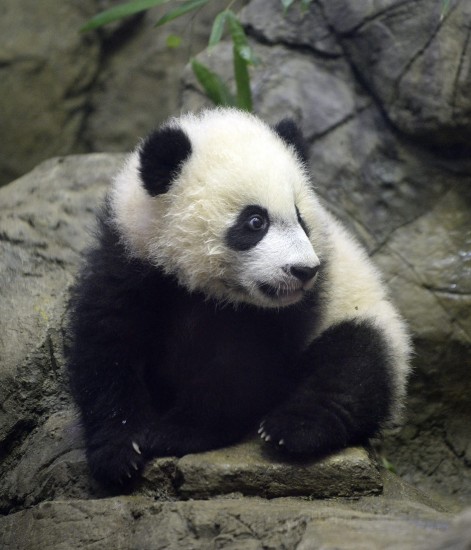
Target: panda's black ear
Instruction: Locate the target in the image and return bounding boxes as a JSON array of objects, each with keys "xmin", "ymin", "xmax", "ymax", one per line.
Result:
[
  {"xmin": 139, "ymin": 126, "xmax": 192, "ymax": 196},
  {"xmin": 273, "ymin": 119, "xmax": 308, "ymax": 164}
]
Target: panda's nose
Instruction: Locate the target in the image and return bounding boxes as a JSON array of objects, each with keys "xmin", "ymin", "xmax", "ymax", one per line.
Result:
[{"xmin": 289, "ymin": 264, "xmax": 319, "ymax": 283}]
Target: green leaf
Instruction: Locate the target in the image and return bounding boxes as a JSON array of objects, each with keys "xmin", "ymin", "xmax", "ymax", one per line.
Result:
[
  {"xmin": 440, "ymin": 0, "xmax": 451, "ymax": 21},
  {"xmin": 280, "ymin": 0, "xmax": 295, "ymax": 12},
  {"xmin": 208, "ymin": 10, "xmax": 229, "ymax": 47},
  {"xmin": 300, "ymin": 0, "xmax": 313, "ymax": 11},
  {"xmin": 80, "ymin": 0, "xmax": 170, "ymax": 32},
  {"xmin": 233, "ymin": 49, "xmax": 252, "ymax": 112},
  {"xmin": 191, "ymin": 59, "xmax": 236, "ymax": 107},
  {"xmin": 381, "ymin": 456, "xmax": 396, "ymax": 474},
  {"xmin": 226, "ymin": 12, "xmax": 258, "ymax": 65},
  {"xmin": 166, "ymin": 34, "xmax": 182, "ymax": 48},
  {"xmin": 155, "ymin": 0, "xmax": 209, "ymax": 27}
]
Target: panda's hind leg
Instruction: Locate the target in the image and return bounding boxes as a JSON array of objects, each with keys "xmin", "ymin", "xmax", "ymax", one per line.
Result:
[{"xmin": 260, "ymin": 320, "xmax": 394, "ymax": 457}]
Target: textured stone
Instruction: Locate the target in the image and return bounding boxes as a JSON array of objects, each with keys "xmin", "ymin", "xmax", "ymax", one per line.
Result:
[
  {"xmin": 0, "ymin": 494, "xmax": 452, "ymax": 550},
  {"xmin": 0, "ymin": 0, "xmax": 100, "ymax": 186},
  {"xmin": 0, "ymin": 154, "xmax": 120, "ymax": 476},
  {"xmin": 0, "ymin": 409, "xmax": 381, "ymax": 513},
  {"xmin": 240, "ymin": 0, "xmax": 342, "ymax": 56},
  {"xmin": 321, "ymin": 0, "xmax": 471, "ymax": 146},
  {"xmin": 0, "ymin": 1, "xmax": 241, "ymax": 186},
  {"xmin": 173, "ymin": 441, "xmax": 381, "ymax": 499}
]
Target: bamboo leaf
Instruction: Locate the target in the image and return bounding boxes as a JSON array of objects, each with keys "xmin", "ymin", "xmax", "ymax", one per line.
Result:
[
  {"xmin": 280, "ymin": 0, "xmax": 295, "ymax": 12},
  {"xmin": 166, "ymin": 34, "xmax": 182, "ymax": 48},
  {"xmin": 191, "ymin": 59, "xmax": 236, "ymax": 107},
  {"xmin": 81, "ymin": 0, "xmax": 170, "ymax": 32},
  {"xmin": 208, "ymin": 10, "xmax": 229, "ymax": 47},
  {"xmin": 155, "ymin": 0, "xmax": 209, "ymax": 27},
  {"xmin": 226, "ymin": 12, "xmax": 258, "ymax": 65},
  {"xmin": 233, "ymin": 49, "xmax": 252, "ymax": 112},
  {"xmin": 440, "ymin": 0, "xmax": 451, "ymax": 21}
]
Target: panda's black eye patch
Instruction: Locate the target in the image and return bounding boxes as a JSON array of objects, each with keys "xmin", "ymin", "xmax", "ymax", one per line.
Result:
[{"xmin": 226, "ymin": 205, "xmax": 270, "ymax": 251}]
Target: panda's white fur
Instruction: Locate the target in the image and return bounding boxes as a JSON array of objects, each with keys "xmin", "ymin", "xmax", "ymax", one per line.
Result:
[
  {"xmin": 69, "ymin": 108, "xmax": 411, "ymax": 487},
  {"xmin": 110, "ymin": 108, "xmax": 410, "ymax": 423}
]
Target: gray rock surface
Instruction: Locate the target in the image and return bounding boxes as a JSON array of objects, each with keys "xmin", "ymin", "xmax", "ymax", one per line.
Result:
[
  {"xmin": 0, "ymin": 1, "xmax": 240, "ymax": 186},
  {"xmin": 321, "ymin": 0, "xmax": 471, "ymax": 146},
  {"xmin": 0, "ymin": 0, "xmax": 100, "ymax": 185},
  {"xmin": 0, "ymin": 494, "xmax": 453, "ymax": 550},
  {"xmin": 0, "ymin": 155, "xmax": 118, "ymax": 468}
]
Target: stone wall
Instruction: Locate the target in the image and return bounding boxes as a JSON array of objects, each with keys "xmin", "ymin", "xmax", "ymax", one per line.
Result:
[{"xmin": 0, "ymin": 0, "xmax": 230, "ymax": 186}]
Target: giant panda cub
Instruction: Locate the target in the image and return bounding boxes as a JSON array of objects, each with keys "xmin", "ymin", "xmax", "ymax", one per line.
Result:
[{"xmin": 68, "ymin": 108, "xmax": 411, "ymax": 488}]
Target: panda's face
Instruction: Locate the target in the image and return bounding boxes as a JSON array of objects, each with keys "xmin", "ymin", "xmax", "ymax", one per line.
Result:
[
  {"xmin": 111, "ymin": 109, "xmax": 326, "ymax": 308},
  {"xmin": 224, "ymin": 204, "xmax": 320, "ymax": 307}
]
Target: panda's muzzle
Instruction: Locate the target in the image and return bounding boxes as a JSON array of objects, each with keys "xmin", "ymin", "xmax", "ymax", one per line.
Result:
[
  {"xmin": 259, "ymin": 263, "xmax": 319, "ymax": 302},
  {"xmin": 288, "ymin": 264, "xmax": 319, "ymax": 283},
  {"xmin": 258, "ymin": 282, "xmax": 305, "ymax": 306}
]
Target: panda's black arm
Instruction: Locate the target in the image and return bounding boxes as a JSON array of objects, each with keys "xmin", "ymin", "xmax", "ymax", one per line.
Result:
[
  {"xmin": 260, "ymin": 320, "xmax": 394, "ymax": 456},
  {"xmin": 67, "ymin": 219, "xmax": 170, "ymax": 487}
]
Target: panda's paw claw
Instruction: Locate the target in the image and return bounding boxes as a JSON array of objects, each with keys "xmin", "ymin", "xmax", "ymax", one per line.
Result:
[
  {"xmin": 260, "ymin": 406, "xmax": 348, "ymax": 456},
  {"xmin": 87, "ymin": 435, "xmax": 151, "ymax": 489},
  {"xmin": 132, "ymin": 440, "xmax": 142, "ymax": 455}
]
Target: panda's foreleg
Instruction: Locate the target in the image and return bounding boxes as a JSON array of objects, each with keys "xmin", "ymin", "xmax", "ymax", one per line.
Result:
[
  {"xmin": 259, "ymin": 320, "xmax": 394, "ymax": 457},
  {"xmin": 68, "ymin": 261, "xmax": 171, "ymax": 488},
  {"xmin": 69, "ymin": 328, "xmax": 161, "ymax": 488}
]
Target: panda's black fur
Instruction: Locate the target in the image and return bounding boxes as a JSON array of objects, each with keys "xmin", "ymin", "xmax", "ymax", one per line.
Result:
[{"xmin": 68, "ymin": 109, "xmax": 410, "ymax": 489}]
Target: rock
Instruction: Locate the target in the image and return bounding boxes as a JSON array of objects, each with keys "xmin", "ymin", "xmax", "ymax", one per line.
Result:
[
  {"xmin": 240, "ymin": 0, "xmax": 342, "ymax": 56},
  {"xmin": 169, "ymin": 442, "xmax": 381, "ymax": 499},
  {"xmin": 0, "ymin": 1, "xmax": 242, "ymax": 186},
  {"xmin": 82, "ymin": 2, "xmax": 235, "ymax": 153},
  {"xmin": 0, "ymin": 493, "xmax": 452, "ymax": 550},
  {"xmin": 0, "ymin": 0, "xmax": 100, "ymax": 186},
  {"xmin": 321, "ymin": 0, "xmax": 471, "ymax": 147},
  {"xmin": 0, "ymin": 154, "xmax": 120, "ymax": 483},
  {"xmin": 0, "ymin": 408, "xmax": 381, "ymax": 513},
  {"xmin": 429, "ymin": 508, "xmax": 471, "ymax": 550}
]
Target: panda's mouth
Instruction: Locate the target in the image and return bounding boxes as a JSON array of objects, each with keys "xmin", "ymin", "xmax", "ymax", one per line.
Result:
[{"xmin": 258, "ymin": 282, "xmax": 304, "ymax": 305}]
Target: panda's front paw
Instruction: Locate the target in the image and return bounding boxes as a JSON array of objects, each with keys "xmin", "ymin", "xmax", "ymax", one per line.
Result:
[
  {"xmin": 259, "ymin": 404, "xmax": 349, "ymax": 457},
  {"xmin": 87, "ymin": 436, "xmax": 149, "ymax": 490}
]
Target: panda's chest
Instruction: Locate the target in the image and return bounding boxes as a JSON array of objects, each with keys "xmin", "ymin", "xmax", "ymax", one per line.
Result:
[{"xmin": 159, "ymin": 293, "xmax": 304, "ymax": 386}]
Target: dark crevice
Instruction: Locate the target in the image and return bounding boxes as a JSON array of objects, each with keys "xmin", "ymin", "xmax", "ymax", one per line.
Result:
[
  {"xmin": 452, "ymin": 20, "xmax": 471, "ymax": 115},
  {"xmin": 75, "ymin": 14, "xmax": 147, "ymax": 153},
  {"xmin": 389, "ymin": 5, "xmax": 457, "ymax": 104},
  {"xmin": 316, "ymin": 2, "xmax": 400, "ymax": 134},
  {"xmin": 320, "ymin": 0, "xmax": 417, "ymax": 38},
  {"xmin": 243, "ymin": 23, "xmax": 342, "ymax": 60},
  {"xmin": 316, "ymin": 0, "xmax": 471, "ymax": 163},
  {"xmin": 307, "ymin": 106, "xmax": 369, "ymax": 144},
  {"xmin": 0, "ymin": 419, "xmax": 37, "ymax": 465}
]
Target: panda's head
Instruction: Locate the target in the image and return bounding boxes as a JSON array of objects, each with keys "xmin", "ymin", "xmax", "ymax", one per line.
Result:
[{"xmin": 110, "ymin": 108, "xmax": 328, "ymax": 308}]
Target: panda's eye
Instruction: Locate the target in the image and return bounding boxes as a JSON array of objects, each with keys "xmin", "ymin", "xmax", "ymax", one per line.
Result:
[
  {"xmin": 226, "ymin": 205, "xmax": 269, "ymax": 251},
  {"xmin": 246, "ymin": 214, "xmax": 266, "ymax": 231}
]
